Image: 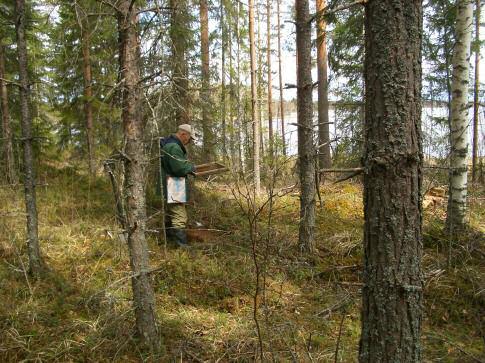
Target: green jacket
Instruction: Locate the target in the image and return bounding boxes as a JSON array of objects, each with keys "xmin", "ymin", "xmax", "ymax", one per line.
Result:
[{"xmin": 160, "ymin": 135, "xmax": 195, "ymax": 202}]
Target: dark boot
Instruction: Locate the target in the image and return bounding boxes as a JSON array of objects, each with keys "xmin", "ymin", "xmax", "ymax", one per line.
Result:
[
  {"xmin": 165, "ymin": 227, "xmax": 175, "ymax": 241},
  {"xmin": 160, "ymin": 224, "xmax": 175, "ymax": 245},
  {"xmin": 173, "ymin": 229, "xmax": 189, "ymax": 248}
]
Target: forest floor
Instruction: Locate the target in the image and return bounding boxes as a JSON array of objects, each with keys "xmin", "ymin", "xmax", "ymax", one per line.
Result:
[{"xmin": 0, "ymin": 163, "xmax": 484, "ymax": 362}]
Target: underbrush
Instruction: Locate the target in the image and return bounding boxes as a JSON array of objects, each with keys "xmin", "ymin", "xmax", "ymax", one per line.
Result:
[{"xmin": 0, "ymin": 165, "xmax": 483, "ymax": 361}]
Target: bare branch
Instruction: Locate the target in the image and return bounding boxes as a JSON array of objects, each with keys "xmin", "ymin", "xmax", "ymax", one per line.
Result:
[
  {"xmin": 333, "ymin": 169, "xmax": 363, "ymax": 183},
  {"xmin": 0, "ymin": 77, "xmax": 21, "ymax": 87},
  {"xmin": 320, "ymin": 167, "xmax": 364, "ymax": 173},
  {"xmin": 137, "ymin": 6, "xmax": 171, "ymax": 15},
  {"xmin": 309, "ymin": 0, "xmax": 368, "ymax": 24},
  {"xmin": 316, "ymin": 137, "xmax": 339, "ymax": 150},
  {"xmin": 289, "ymin": 122, "xmax": 313, "ymax": 130}
]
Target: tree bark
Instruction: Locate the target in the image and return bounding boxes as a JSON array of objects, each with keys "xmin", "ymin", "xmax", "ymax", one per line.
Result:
[
  {"xmin": 200, "ymin": 0, "xmax": 213, "ymax": 160},
  {"xmin": 221, "ymin": 0, "xmax": 227, "ymax": 161},
  {"xmin": 117, "ymin": 1, "xmax": 160, "ymax": 352},
  {"xmin": 249, "ymin": 0, "xmax": 261, "ymax": 195},
  {"xmin": 257, "ymin": 4, "xmax": 265, "ymax": 157},
  {"xmin": 472, "ymin": 0, "xmax": 480, "ymax": 183},
  {"xmin": 76, "ymin": 4, "xmax": 96, "ymax": 176},
  {"xmin": 229, "ymin": 13, "xmax": 236, "ymax": 167},
  {"xmin": 267, "ymin": 0, "xmax": 274, "ymax": 157},
  {"xmin": 82, "ymin": 34, "xmax": 95, "ymax": 175},
  {"xmin": 359, "ymin": 1, "xmax": 423, "ymax": 361},
  {"xmin": 444, "ymin": 32, "xmax": 453, "ymax": 127},
  {"xmin": 0, "ymin": 39, "xmax": 17, "ymax": 184},
  {"xmin": 15, "ymin": 0, "xmax": 44, "ymax": 277},
  {"xmin": 446, "ymin": 0, "xmax": 473, "ymax": 231},
  {"xmin": 236, "ymin": 2, "xmax": 244, "ymax": 173},
  {"xmin": 316, "ymin": 0, "xmax": 331, "ymax": 169},
  {"xmin": 296, "ymin": 0, "xmax": 315, "ymax": 253},
  {"xmin": 277, "ymin": 0, "xmax": 286, "ymax": 156},
  {"xmin": 170, "ymin": 0, "xmax": 190, "ymax": 128}
]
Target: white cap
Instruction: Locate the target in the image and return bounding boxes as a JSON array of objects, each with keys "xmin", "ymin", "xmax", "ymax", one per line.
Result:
[{"xmin": 178, "ymin": 124, "xmax": 195, "ymax": 139}]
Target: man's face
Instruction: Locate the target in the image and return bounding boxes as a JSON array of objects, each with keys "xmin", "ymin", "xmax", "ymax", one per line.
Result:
[{"xmin": 179, "ymin": 131, "xmax": 192, "ymax": 145}]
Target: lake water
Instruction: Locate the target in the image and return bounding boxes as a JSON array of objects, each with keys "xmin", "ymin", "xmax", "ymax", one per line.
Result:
[{"xmin": 262, "ymin": 106, "xmax": 483, "ymax": 159}]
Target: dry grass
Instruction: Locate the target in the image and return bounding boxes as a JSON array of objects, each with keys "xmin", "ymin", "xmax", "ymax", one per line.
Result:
[{"xmin": 0, "ymin": 165, "xmax": 483, "ymax": 362}]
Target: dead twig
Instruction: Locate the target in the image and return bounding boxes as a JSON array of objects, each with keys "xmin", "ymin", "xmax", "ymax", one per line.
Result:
[
  {"xmin": 86, "ymin": 265, "xmax": 165, "ymax": 306},
  {"xmin": 316, "ymin": 294, "xmax": 354, "ymax": 317},
  {"xmin": 103, "ymin": 160, "xmax": 127, "ymax": 229},
  {"xmin": 425, "ymin": 333, "xmax": 485, "ymax": 363},
  {"xmin": 9, "ymin": 236, "xmax": 33, "ymax": 297},
  {"xmin": 334, "ymin": 312, "xmax": 346, "ymax": 363}
]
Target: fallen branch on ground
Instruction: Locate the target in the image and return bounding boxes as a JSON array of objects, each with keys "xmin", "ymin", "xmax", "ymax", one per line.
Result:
[{"xmin": 316, "ymin": 293, "xmax": 354, "ymax": 317}]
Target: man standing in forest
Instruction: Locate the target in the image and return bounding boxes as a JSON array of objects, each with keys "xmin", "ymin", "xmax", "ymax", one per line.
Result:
[{"xmin": 160, "ymin": 124, "xmax": 196, "ymax": 247}]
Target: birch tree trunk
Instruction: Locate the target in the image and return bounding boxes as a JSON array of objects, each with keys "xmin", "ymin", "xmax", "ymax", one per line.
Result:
[
  {"xmin": 0, "ymin": 39, "xmax": 17, "ymax": 184},
  {"xmin": 15, "ymin": 0, "xmax": 44, "ymax": 277},
  {"xmin": 200, "ymin": 0, "xmax": 214, "ymax": 160},
  {"xmin": 117, "ymin": 1, "xmax": 160, "ymax": 352},
  {"xmin": 296, "ymin": 0, "xmax": 315, "ymax": 253},
  {"xmin": 249, "ymin": 0, "xmax": 261, "ymax": 195},
  {"xmin": 316, "ymin": 0, "xmax": 331, "ymax": 169},
  {"xmin": 359, "ymin": 1, "xmax": 423, "ymax": 361},
  {"xmin": 277, "ymin": 0, "xmax": 286, "ymax": 156},
  {"xmin": 446, "ymin": 0, "xmax": 473, "ymax": 231},
  {"xmin": 472, "ymin": 0, "xmax": 480, "ymax": 183}
]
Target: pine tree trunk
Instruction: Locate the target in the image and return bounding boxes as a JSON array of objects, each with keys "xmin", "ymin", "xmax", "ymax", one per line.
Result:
[
  {"xmin": 0, "ymin": 40, "xmax": 17, "ymax": 184},
  {"xmin": 229, "ymin": 17, "xmax": 236, "ymax": 167},
  {"xmin": 200, "ymin": 0, "xmax": 213, "ymax": 160},
  {"xmin": 296, "ymin": 0, "xmax": 315, "ymax": 253},
  {"xmin": 472, "ymin": 0, "xmax": 480, "ymax": 183},
  {"xmin": 236, "ymin": 3, "xmax": 246, "ymax": 172},
  {"xmin": 277, "ymin": 0, "xmax": 286, "ymax": 156},
  {"xmin": 256, "ymin": 4, "xmax": 265, "ymax": 157},
  {"xmin": 359, "ymin": 1, "xmax": 423, "ymax": 361},
  {"xmin": 221, "ymin": 0, "xmax": 227, "ymax": 161},
  {"xmin": 117, "ymin": 1, "xmax": 159, "ymax": 352},
  {"xmin": 446, "ymin": 0, "xmax": 473, "ymax": 231},
  {"xmin": 82, "ymin": 36, "xmax": 95, "ymax": 175},
  {"xmin": 15, "ymin": 0, "xmax": 44, "ymax": 277},
  {"xmin": 170, "ymin": 0, "xmax": 190, "ymax": 128},
  {"xmin": 245, "ymin": 94, "xmax": 253, "ymax": 173},
  {"xmin": 76, "ymin": 4, "xmax": 96, "ymax": 176},
  {"xmin": 236, "ymin": 3, "xmax": 244, "ymax": 173},
  {"xmin": 249, "ymin": 0, "xmax": 261, "ymax": 195},
  {"xmin": 267, "ymin": 0, "xmax": 274, "ymax": 157},
  {"xmin": 316, "ymin": 0, "xmax": 331, "ymax": 169}
]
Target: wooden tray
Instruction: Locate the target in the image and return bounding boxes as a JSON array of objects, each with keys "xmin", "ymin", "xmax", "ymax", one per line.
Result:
[{"xmin": 194, "ymin": 162, "xmax": 228, "ymax": 177}]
